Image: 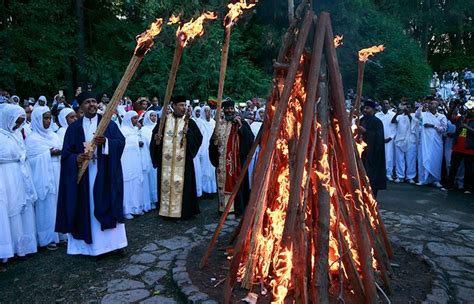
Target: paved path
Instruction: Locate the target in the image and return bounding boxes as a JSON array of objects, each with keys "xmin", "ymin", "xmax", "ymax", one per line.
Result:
[
  {"xmin": 92, "ymin": 183, "xmax": 474, "ymax": 303},
  {"xmin": 378, "ymin": 183, "xmax": 474, "ymax": 303}
]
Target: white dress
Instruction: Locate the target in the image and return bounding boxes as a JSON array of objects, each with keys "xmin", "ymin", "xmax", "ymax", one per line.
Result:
[
  {"xmin": 26, "ymin": 107, "xmax": 61, "ymax": 247},
  {"xmin": 198, "ymin": 112, "xmax": 217, "ymax": 194},
  {"xmin": 120, "ymin": 112, "xmax": 145, "ymax": 216},
  {"xmin": 0, "ymin": 105, "xmax": 38, "ymax": 257},
  {"xmin": 67, "ymin": 115, "xmax": 127, "ymax": 256},
  {"xmin": 141, "ymin": 124, "xmax": 158, "ymax": 206}
]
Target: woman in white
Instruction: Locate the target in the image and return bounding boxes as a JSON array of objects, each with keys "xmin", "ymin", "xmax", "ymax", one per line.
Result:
[
  {"xmin": 137, "ymin": 113, "xmax": 152, "ymax": 212},
  {"xmin": 140, "ymin": 110, "xmax": 158, "ymax": 208},
  {"xmin": 0, "ymin": 105, "xmax": 38, "ymax": 259},
  {"xmin": 192, "ymin": 106, "xmax": 203, "ymax": 197},
  {"xmin": 120, "ymin": 111, "xmax": 145, "ymax": 219},
  {"xmin": 56, "ymin": 108, "xmax": 77, "ymax": 147},
  {"xmin": 199, "ymin": 106, "xmax": 217, "ymax": 194},
  {"xmin": 26, "ymin": 107, "xmax": 61, "ymax": 249}
]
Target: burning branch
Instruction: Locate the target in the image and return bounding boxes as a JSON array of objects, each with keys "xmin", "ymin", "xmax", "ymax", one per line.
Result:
[
  {"xmin": 334, "ymin": 35, "xmax": 343, "ymax": 48},
  {"xmin": 155, "ymin": 12, "xmax": 217, "ymax": 145},
  {"xmin": 213, "ymin": 0, "xmax": 256, "ymax": 144},
  {"xmin": 77, "ymin": 18, "xmax": 164, "ymax": 183},
  {"xmin": 350, "ymin": 44, "xmax": 385, "ymax": 126}
]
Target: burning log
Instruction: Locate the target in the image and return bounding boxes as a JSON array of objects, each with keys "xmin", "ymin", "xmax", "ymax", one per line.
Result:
[
  {"xmin": 213, "ymin": 1, "xmax": 255, "ymax": 145},
  {"xmin": 203, "ymin": 7, "xmax": 393, "ymax": 304},
  {"xmin": 77, "ymin": 18, "xmax": 164, "ymax": 182},
  {"xmin": 155, "ymin": 12, "xmax": 217, "ymax": 145}
]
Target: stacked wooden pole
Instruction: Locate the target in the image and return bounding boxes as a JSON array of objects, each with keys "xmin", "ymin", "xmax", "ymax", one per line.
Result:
[{"xmin": 201, "ymin": 6, "xmax": 393, "ymax": 304}]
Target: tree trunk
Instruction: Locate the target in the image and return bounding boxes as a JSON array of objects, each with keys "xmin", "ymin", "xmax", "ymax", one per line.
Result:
[
  {"xmin": 75, "ymin": 0, "xmax": 86, "ymax": 86},
  {"xmin": 288, "ymin": 0, "xmax": 294, "ymax": 24}
]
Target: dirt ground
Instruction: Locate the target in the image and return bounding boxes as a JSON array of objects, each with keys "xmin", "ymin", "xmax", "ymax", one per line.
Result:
[
  {"xmin": 187, "ymin": 233, "xmax": 433, "ymax": 303},
  {"xmin": 0, "ymin": 196, "xmax": 220, "ymax": 303}
]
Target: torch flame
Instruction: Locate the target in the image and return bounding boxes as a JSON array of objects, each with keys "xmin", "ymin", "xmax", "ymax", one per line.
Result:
[
  {"xmin": 134, "ymin": 18, "xmax": 164, "ymax": 56},
  {"xmin": 167, "ymin": 14, "xmax": 180, "ymax": 25},
  {"xmin": 224, "ymin": 0, "xmax": 256, "ymax": 28},
  {"xmin": 177, "ymin": 12, "xmax": 217, "ymax": 47},
  {"xmin": 358, "ymin": 44, "xmax": 385, "ymax": 62},
  {"xmin": 334, "ymin": 35, "xmax": 343, "ymax": 48}
]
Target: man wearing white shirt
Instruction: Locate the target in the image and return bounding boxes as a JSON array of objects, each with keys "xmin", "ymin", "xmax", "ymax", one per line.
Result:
[
  {"xmin": 415, "ymin": 98, "xmax": 448, "ymax": 187},
  {"xmin": 392, "ymin": 103, "xmax": 419, "ymax": 183},
  {"xmin": 375, "ymin": 100, "xmax": 396, "ymax": 181}
]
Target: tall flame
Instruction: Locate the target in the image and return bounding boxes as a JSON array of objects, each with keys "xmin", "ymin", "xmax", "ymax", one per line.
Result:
[
  {"xmin": 167, "ymin": 14, "xmax": 180, "ymax": 25},
  {"xmin": 177, "ymin": 12, "xmax": 217, "ymax": 47},
  {"xmin": 134, "ymin": 18, "xmax": 164, "ymax": 56},
  {"xmin": 358, "ymin": 44, "xmax": 385, "ymax": 62},
  {"xmin": 224, "ymin": 0, "xmax": 256, "ymax": 28},
  {"xmin": 334, "ymin": 35, "xmax": 343, "ymax": 48}
]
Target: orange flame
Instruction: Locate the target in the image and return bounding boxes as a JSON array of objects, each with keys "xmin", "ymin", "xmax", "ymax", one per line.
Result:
[
  {"xmin": 176, "ymin": 12, "xmax": 217, "ymax": 47},
  {"xmin": 224, "ymin": 0, "xmax": 256, "ymax": 28},
  {"xmin": 167, "ymin": 14, "xmax": 180, "ymax": 25},
  {"xmin": 334, "ymin": 35, "xmax": 343, "ymax": 48},
  {"xmin": 358, "ymin": 44, "xmax": 385, "ymax": 62},
  {"xmin": 134, "ymin": 18, "xmax": 164, "ymax": 56}
]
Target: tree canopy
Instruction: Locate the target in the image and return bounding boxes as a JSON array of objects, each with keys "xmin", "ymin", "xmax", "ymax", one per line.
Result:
[{"xmin": 0, "ymin": 0, "xmax": 471, "ymax": 102}]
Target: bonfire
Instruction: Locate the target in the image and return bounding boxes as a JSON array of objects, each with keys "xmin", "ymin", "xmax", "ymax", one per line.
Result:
[{"xmin": 201, "ymin": 3, "xmax": 392, "ymax": 303}]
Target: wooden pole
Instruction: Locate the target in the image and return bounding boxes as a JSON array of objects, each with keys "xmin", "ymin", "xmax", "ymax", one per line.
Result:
[
  {"xmin": 77, "ymin": 54, "xmax": 143, "ymax": 183},
  {"xmin": 323, "ymin": 12, "xmax": 378, "ymax": 303},
  {"xmin": 213, "ymin": 25, "xmax": 232, "ymax": 144},
  {"xmin": 222, "ymin": 10, "xmax": 314, "ymax": 303},
  {"xmin": 276, "ymin": 11, "xmax": 324, "ymax": 301},
  {"xmin": 349, "ymin": 60, "xmax": 365, "ymax": 126},
  {"xmin": 314, "ymin": 58, "xmax": 330, "ymax": 304},
  {"xmin": 155, "ymin": 40, "xmax": 184, "ymax": 145}
]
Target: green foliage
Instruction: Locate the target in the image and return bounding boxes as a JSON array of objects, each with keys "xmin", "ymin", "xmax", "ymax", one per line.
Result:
[{"xmin": 1, "ymin": 0, "xmax": 468, "ymax": 103}]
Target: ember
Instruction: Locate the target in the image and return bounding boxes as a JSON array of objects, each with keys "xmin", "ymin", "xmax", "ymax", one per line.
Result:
[
  {"xmin": 201, "ymin": 3, "xmax": 393, "ymax": 303},
  {"xmin": 333, "ymin": 35, "xmax": 343, "ymax": 48}
]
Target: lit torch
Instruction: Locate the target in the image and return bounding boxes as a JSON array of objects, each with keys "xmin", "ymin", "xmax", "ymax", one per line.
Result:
[
  {"xmin": 334, "ymin": 35, "xmax": 343, "ymax": 48},
  {"xmin": 155, "ymin": 12, "xmax": 217, "ymax": 145},
  {"xmin": 350, "ymin": 44, "xmax": 385, "ymax": 127},
  {"xmin": 213, "ymin": 0, "xmax": 256, "ymax": 144},
  {"xmin": 77, "ymin": 18, "xmax": 164, "ymax": 183}
]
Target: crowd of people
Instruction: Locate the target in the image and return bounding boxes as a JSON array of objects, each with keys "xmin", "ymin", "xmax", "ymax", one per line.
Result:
[
  {"xmin": 356, "ymin": 95, "xmax": 474, "ymax": 196},
  {"xmin": 0, "ymin": 88, "xmax": 264, "ymax": 263},
  {"xmin": 1, "ymin": 83, "xmax": 473, "ymax": 266}
]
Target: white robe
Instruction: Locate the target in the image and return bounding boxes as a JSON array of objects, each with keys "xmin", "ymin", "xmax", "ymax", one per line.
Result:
[
  {"xmin": 198, "ymin": 116, "xmax": 217, "ymax": 194},
  {"xmin": 26, "ymin": 132, "xmax": 61, "ymax": 247},
  {"xmin": 416, "ymin": 109, "xmax": 447, "ymax": 183},
  {"xmin": 141, "ymin": 125, "xmax": 158, "ymax": 205},
  {"xmin": 67, "ymin": 115, "xmax": 127, "ymax": 256},
  {"xmin": 394, "ymin": 114, "xmax": 418, "ymax": 179},
  {"xmin": 193, "ymin": 118, "xmax": 203, "ymax": 197},
  {"xmin": 0, "ymin": 131, "xmax": 38, "ymax": 258},
  {"xmin": 249, "ymin": 121, "xmax": 263, "ymax": 188},
  {"xmin": 120, "ymin": 126, "xmax": 145, "ymax": 216},
  {"xmin": 138, "ymin": 130, "xmax": 152, "ymax": 212},
  {"xmin": 376, "ymin": 110, "xmax": 396, "ymax": 178}
]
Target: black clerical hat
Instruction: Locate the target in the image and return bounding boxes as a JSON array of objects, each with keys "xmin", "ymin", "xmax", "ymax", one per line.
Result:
[
  {"xmin": 222, "ymin": 97, "xmax": 234, "ymax": 108},
  {"xmin": 77, "ymin": 91, "xmax": 97, "ymax": 105},
  {"xmin": 364, "ymin": 100, "xmax": 377, "ymax": 109},
  {"xmin": 172, "ymin": 95, "xmax": 186, "ymax": 104}
]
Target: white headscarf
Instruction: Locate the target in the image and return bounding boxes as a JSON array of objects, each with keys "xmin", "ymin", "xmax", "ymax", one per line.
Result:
[
  {"xmin": 192, "ymin": 106, "xmax": 201, "ymax": 120},
  {"xmin": 122, "ymin": 110, "xmax": 138, "ymax": 129},
  {"xmin": 255, "ymin": 107, "xmax": 265, "ymax": 122},
  {"xmin": 31, "ymin": 107, "xmax": 55, "ymax": 140},
  {"xmin": 143, "ymin": 110, "xmax": 157, "ymax": 127},
  {"xmin": 58, "ymin": 108, "xmax": 75, "ymax": 128},
  {"xmin": 0, "ymin": 104, "xmax": 26, "ymax": 133}
]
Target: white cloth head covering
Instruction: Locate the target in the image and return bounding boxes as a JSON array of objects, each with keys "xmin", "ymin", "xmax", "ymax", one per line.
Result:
[
  {"xmin": 255, "ymin": 107, "xmax": 265, "ymax": 121},
  {"xmin": 58, "ymin": 108, "xmax": 75, "ymax": 128},
  {"xmin": 143, "ymin": 110, "xmax": 157, "ymax": 127},
  {"xmin": 200, "ymin": 106, "xmax": 211, "ymax": 122},
  {"xmin": 31, "ymin": 106, "xmax": 54, "ymax": 139},
  {"xmin": 192, "ymin": 106, "xmax": 201, "ymax": 119},
  {"xmin": 0, "ymin": 104, "xmax": 26, "ymax": 133},
  {"xmin": 122, "ymin": 110, "xmax": 138, "ymax": 129}
]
